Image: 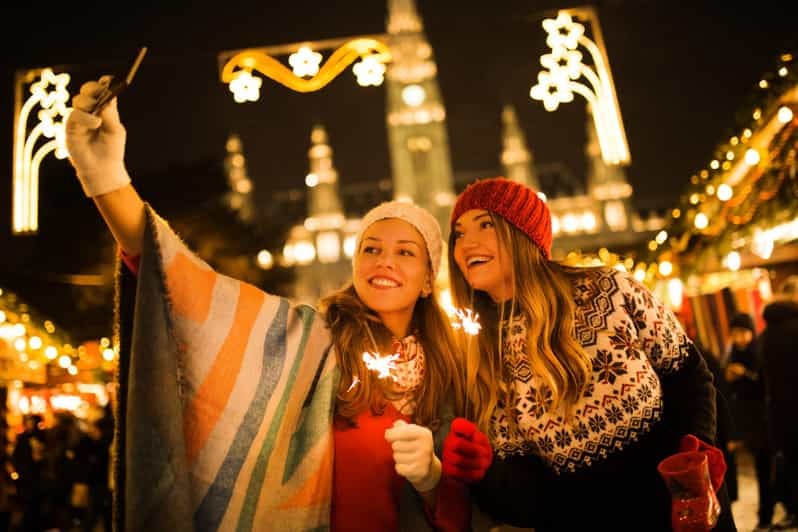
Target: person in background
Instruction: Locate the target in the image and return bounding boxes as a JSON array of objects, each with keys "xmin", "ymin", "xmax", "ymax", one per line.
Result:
[
  {"xmin": 694, "ymin": 336, "xmax": 739, "ymax": 504},
  {"xmin": 11, "ymin": 414, "xmax": 47, "ymax": 531},
  {"xmin": 725, "ymin": 313, "xmax": 774, "ymax": 531},
  {"xmin": 73, "ymin": 406, "xmax": 114, "ymax": 532},
  {"xmin": 760, "ymin": 276, "xmax": 798, "ymax": 531}
]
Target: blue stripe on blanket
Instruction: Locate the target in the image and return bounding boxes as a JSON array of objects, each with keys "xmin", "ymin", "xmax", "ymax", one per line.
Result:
[
  {"xmin": 235, "ymin": 303, "xmax": 318, "ymax": 532},
  {"xmin": 193, "ymin": 299, "xmax": 290, "ymax": 531}
]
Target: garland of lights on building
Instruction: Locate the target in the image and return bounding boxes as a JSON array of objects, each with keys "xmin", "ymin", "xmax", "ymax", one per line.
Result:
[{"xmin": 638, "ymin": 51, "xmax": 796, "ymax": 282}]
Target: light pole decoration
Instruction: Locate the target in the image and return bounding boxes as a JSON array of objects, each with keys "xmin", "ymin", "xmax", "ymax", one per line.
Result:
[
  {"xmin": 12, "ymin": 68, "xmax": 72, "ymax": 234},
  {"xmin": 218, "ymin": 35, "xmax": 391, "ymax": 103},
  {"xmin": 530, "ymin": 7, "xmax": 630, "ymax": 166}
]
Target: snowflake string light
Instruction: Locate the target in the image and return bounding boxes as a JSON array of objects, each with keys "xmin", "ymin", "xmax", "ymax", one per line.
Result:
[
  {"xmin": 289, "ymin": 46, "xmax": 323, "ymax": 77},
  {"xmin": 229, "ymin": 70, "xmax": 262, "ymax": 103},
  {"xmin": 353, "ymin": 56, "xmax": 386, "ymax": 87}
]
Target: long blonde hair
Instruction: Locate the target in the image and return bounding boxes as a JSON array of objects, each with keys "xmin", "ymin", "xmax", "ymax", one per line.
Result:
[
  {"xmin": 320, "ymin": 284, "xmax": 464, "ymax": 430},
  {"xmin": 448, "ymin": 213, "xmax": 592, "ymax": 431}
]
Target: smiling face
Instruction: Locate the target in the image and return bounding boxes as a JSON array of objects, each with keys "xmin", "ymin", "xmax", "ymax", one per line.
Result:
[
  {"xmin": 353, "ymin": 218, "xmax": 432, "ymax": 337},
  {"xmin": 452, "ymin": 209, "xmax": 514, "ymax": 303}
]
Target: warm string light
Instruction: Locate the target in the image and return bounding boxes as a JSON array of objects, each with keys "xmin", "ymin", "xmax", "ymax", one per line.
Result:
[
  {"xmin": 644, "ymin": 52, "xmax": 796, "ymax": 279},
  {"xmin": 1, "ymin": 288, "xmax": 116, "ymax": 382}
]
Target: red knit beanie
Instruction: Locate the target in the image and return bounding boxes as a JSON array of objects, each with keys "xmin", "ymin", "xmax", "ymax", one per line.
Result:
[{"xmin": 450, "ymin": 177, "xmax": 553, "ymax": 258}]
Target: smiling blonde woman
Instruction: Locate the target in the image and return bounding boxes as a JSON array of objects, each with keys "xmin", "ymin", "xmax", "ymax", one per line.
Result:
[
  {"xmin": 63, "ymin": 76, "xmax": 471, "ymax": 532},
  {"xmin": 445, "ymin": 177, "xmax": 736, "ymax": 531}
]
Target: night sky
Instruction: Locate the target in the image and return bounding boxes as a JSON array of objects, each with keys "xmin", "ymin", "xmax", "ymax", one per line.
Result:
[{"xmin": 0, "ymin": 1, "xmax": 796, "ymax": 336}]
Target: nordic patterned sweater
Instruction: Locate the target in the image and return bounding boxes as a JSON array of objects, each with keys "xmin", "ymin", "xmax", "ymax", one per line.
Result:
[{"xmin": 472, "ymin": 267, "xmax": 728, "ymax": 531}]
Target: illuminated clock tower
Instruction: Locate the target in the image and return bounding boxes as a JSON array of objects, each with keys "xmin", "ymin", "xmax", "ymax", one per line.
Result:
[{"xmin": 385, "ymin": 0, "xmax": 456, "ymax": 235}]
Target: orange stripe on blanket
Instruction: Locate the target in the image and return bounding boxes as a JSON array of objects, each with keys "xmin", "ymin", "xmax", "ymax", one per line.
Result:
[
  {"xmin": 278, "ymin": 439, "xmax": 334, "ymax": 510},
  {"xmin": 184, "ymin": 282, "xmax": 265, "ymax": 466},
  {"xmin": 166, "ymin": 251, "xmax": 217, "ymax": 323}
]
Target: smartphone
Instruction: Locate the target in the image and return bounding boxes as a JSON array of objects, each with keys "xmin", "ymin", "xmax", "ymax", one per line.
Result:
[{"xmin": 90, "ymin": 46, "xmax": 148, "ymax": 115}]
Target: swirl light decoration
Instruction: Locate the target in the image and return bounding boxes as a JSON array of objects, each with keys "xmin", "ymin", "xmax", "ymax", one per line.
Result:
[
  {"xmin": 219, "ymin": 36, "xmax": 391, "ymax": 103},
  {"xmin": 530, "ymin": 8, "xmax": 630, "ymax": 166},
  {"xmin": 12, "ymin": 68, "xmax": 73, "ymax": 233}
]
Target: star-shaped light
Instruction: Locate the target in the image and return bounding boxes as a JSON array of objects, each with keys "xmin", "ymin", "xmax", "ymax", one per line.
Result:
[
  {"xmin": 451, "ymin": 308, "xmax": 482, "ymax": 336},
  {"xmin": 362, "ymin": 351, "xmax": 400, "ymax": 380},
  {"xmin": 530, "ymin": 70, "xmax": 574, "ymax": 111},
  {"xmin": 542, "ymin": 12, "xmax": 585, "ymax": 52},
  {"xmin": 540, "ymin": 49, "xmax": 584, "ymax": 81},
  {"xmin": 289, "ymin": 46, "xmax": 323, "ymax": 78},
  {"xmin": 229, "ymin": 70, "xmax": 262, "ymax": 103},
  {"xmin": 30, "ymin": 69, "xmax": 71, "ymax": 112},
  {"xmin": 353, "ymin": 56, "xmax": 386, "ymax": 87},
  {"xmin": 53, "ymin": 109, "xmax": 72, "ymax": 159}
]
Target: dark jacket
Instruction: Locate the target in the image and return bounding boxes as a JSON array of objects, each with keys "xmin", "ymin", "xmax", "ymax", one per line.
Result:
[
  {"xmin": 472, "ymin": 343, "xmax": 735, "ymax": 531},
  {"xmin": 726, "ymin": 338, "xmax": 768, "ymax": 449},
  {"xmin": 760, "ymin": 300, "xmax": 798, "ymax": 450}
]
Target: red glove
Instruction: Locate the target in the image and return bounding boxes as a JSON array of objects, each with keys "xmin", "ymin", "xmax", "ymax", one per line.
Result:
[
  {"xmin": 679, "ymin": 434, "xmax": 726, "ymax": 492},
  {"xmin": 441, "ymin": 418, "xmax": 492, "ymax": 484},
  {"xmin": 657, "ymin": 434, "xmax": 726, "ymax": 532}
]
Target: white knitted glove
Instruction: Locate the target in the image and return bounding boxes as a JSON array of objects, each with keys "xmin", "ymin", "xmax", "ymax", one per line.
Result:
[
  {"xmin": 384, "ymin": 419, "xmax": 442, "ymax": 493},
  {"xmin": 65, "ymin": 76, "xmax": 131, "ymax": 197}
]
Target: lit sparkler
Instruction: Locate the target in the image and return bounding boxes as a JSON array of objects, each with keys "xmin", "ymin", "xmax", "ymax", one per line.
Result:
[
  {"xmin": 362, "ymin": 351, "xmax": 400, "ymax": 380},
  {"xmin": 451, "ymin": 308, "xmax": 482, "ymax": 336}
]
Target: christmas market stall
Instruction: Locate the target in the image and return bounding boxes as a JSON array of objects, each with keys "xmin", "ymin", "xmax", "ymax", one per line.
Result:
[
  {"xmin": 639, "ymin": 52, "xmax": 797, "ymax": 358},
  {"xmin": 0, "ymin": 286, "xmax": 115, "ymax": 436}
]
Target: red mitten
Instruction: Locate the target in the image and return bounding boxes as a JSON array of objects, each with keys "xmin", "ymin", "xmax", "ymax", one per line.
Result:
[
  {"xmin": 679, "ymin": 434, "xmax": 726, "ymax": 491},
  {"xmin": 658, "ymin": 435, "xmax": 726, "ymax": 532},
  {"xmin": 441, "ymin": 418, "xmax": 493, "ymax": 484}
]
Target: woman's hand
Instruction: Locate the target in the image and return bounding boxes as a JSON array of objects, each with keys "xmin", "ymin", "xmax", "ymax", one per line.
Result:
[
  {"xmin": 441, "ymin": 418, "xmax": 493, "ymax": 484},
  {"xmin": 385, "ymin": 419, "xmax": 442, "ymax": 493},
  {"xmin": 724, "ymin": 362, "xmax": 747, "ymax": 382},
  {"xmin": 65, "ymin": 76, "xmax": 130, "ymax": 197}
]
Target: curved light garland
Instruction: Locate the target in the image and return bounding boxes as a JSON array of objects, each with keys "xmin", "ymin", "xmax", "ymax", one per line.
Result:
[
  {"xmin": 530, "ymin": 10, "xmax": 630, "ymax": 166},
  {"xmin": 13, "ymin": 68, "xmax": 72, "ymax": 234},
  {"xmin": 220, "ymin": 38, "xmax": 392, "ymax": 103}
]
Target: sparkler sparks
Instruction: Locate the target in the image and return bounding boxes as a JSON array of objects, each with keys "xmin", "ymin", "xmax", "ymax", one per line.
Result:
[
  {"xmin": 451, "ymin": 308, "xmax": 482, "ymax": 336},
  {"xmin": 362, "ymin": 351, "xmax": 400, "ymax": 380},
  {"xmin": 346, "ymin": 376, "xmax": 360, "ymax": 392}
]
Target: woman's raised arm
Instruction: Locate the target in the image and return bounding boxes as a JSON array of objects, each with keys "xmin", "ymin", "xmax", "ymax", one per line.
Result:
[{"xmin": 65, "ymin": 76, "xmax": 145, "ymax": 256}]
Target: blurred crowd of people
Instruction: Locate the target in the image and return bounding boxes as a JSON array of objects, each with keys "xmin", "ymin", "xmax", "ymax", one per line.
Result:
[
  {"xmin": 701, "ymin": 276, "xmax": 798, "ymax": 532},
  {"xmin": 0, "ymin": 405, "xmax": 113, "ymax": 532}
]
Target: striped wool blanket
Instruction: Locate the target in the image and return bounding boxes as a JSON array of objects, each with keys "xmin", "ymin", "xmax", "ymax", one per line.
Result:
[
  {"xmin": 113, "ymin": 205, "xmax": 445, "ymax": 532},
  {"xmin": 114, "ymin": 205, "xmax": 338, "ymax": 531}
]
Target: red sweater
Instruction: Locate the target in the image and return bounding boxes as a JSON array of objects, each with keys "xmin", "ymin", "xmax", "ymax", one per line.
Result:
[
  {"xmin": 333, "ymin": 404, "xmax": 469, "ymax": 531},
  {"xmin": 121, "ymin": 251, "xmax": 469, "ymax": 531}
]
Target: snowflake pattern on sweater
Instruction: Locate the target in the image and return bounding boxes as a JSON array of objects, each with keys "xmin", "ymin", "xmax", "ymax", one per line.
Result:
[{"xmin": 491, "ymin": 268, "xmax": 693, "ymax": 474}]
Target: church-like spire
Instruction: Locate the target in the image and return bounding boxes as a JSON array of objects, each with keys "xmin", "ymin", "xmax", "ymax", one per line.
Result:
[
  {"xmin": 387, "ymin": 0, "xmax": 423, "ymax": 34},
  {"xmin": 501, "ymin": 105, "xmax": 540, "ymax": 190},
  {"xmin": 306, "ymin": 124, "xmax": 343, "ymax": 221},
  {"xmin": 384, "ymin": 0, "xmax": 455, "ymax": 235},
  {"xmin": 223, "ymin": 133, "xmax": 255, "ymax": 223}
]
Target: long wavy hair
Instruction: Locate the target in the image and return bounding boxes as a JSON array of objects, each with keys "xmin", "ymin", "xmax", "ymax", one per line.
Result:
[
  {"xmin": 448, "ymin": 212, "xmax": 593, "ymax": 431},
  {"xmin": 320, "ymin": 283, "xmax": 464, "ymax": 431}
]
